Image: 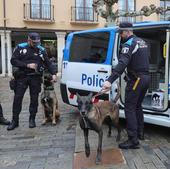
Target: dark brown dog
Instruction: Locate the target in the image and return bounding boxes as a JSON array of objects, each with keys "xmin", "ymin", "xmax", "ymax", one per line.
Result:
[
  {"xmin": 41, "ymin": 74, "xmax": 60, "ymax": 125},
  {"xmin": 76, "ymin": 82, "xmax": 121, "ymax": 164}
]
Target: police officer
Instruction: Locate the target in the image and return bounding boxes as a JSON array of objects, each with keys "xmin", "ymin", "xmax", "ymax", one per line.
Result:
[
  {"xmin": 7, "ymin": 32, "xmax": 57, "ymax": 130},
  {"xmin": 0, "ymin": 103, "xmax": 10, "ymax": 125},
  {"xmin": 102, "ymin": 22, "xmax": 150, "ymax": 149}
]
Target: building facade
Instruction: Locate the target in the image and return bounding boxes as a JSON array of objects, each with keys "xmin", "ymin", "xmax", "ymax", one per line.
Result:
[{"xmin": 0, "ymin": 0, "xmax": 168, "ymax": 76}]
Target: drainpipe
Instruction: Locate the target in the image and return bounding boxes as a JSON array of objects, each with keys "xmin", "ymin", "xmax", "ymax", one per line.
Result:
[{"xmin": 3, "ymin": 0, "xmax": 7, "ymax": 76}]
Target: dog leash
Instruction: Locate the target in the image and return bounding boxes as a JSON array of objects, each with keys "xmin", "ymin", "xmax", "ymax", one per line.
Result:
[{"xmin": 92, "ymin": 88, "xmax": 110, "ymax": 101}]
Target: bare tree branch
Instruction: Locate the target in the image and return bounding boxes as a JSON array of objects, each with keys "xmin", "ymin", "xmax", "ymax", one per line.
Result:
[{"xmin": 93, "ymin": 0, "xmax": 170, "ymax": 24}]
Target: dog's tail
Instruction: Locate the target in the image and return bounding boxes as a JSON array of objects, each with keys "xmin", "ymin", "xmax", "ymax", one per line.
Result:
[{"xmin": 111, "ymin": 81, "xmax": 120, "ymax": 104}]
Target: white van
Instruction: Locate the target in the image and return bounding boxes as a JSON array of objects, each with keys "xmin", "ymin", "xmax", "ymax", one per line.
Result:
[{"xmin": 60, "ymin": 21, "xmax": 170, "ymax": 127}]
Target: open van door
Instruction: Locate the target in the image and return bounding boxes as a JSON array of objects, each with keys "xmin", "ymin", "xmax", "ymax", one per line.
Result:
[
  {"xmin": 61, "ymin": 29, "xmax": 118, "ymax": 106},
  {"xmin": 120, "ymin": 26, "xmax": 170, "ymax": 113}
]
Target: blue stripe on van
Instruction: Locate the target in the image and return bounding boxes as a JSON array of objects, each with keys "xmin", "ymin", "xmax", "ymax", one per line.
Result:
[
  {"xmin": 63, "ymin": 33, "xmax": 74, "ymax": 61},
  {"xmin": 105, "ymin": 30, "xmax": 116, "ymax": 65}
]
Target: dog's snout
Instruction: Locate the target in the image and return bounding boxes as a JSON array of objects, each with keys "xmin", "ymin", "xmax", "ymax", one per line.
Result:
[
  {"xmin": 81, "ymin": 111, "xmax": 86, "ymax": 115},
  {"xmin": 80, "ymin": 111, "xmax": 87, "ymax": 117}
]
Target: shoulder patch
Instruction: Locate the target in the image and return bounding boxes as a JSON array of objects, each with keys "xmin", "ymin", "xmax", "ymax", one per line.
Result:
[
  {"xmin": 37, "ymin": 45, "xmax": 45, "ymax": 52},
  {"xmin": 18, "ymin": 42, "xmax": 28, "ymax": 48},
  {"xmin": 125, "ymin": 38, "xmax": 133, "ymax": 46},
  {"xmin": 121, "ymin": 47, "xmax": 129, "ymax": 54}
]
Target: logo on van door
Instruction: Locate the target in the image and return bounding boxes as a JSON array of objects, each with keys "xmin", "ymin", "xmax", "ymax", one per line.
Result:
[{"xmin": 81, "ymin": 73, "xmax": 107, "ymax": 87}]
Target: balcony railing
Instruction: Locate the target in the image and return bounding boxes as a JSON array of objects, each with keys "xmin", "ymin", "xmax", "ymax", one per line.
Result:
[
  {"xmin": 71, "ymin": 6, "xmax": 98, "ymax": 23},
  {"xmin": 160, "ymin": 12, "xmax": 170, "ymax": 21},
  {"xmin": 118, "ymin": 10, "xmax": 143, "ymax": 23},
  {"xmin": 24, "ymin": 3, "xmax": 54, "ymax": 22}
]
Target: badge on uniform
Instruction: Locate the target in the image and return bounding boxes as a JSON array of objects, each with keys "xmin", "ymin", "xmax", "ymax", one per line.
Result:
[{"xmin": 121, "ymin": 47, "xmax": 129, "ymax": 54}]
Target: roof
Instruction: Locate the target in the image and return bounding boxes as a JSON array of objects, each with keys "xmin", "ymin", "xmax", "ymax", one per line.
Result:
[{"xmin": 71, "ymin": 21, "xmax": 170, "ymax": 35}]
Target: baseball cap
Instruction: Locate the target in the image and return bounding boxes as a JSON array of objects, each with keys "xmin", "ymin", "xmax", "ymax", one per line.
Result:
[
  {"xmin": 119, "ymin": 22, "xmax": 133, "ymax": 33},
  {"xmin": 28, "ymin": 32, "xmax": 40, "ymax": 42}
]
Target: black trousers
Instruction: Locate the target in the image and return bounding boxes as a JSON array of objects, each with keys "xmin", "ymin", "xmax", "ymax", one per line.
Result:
[
  {"xmin": 12, "ymin": 76, "xmax": 41, "ymax": 121},
  {"xmin": 0, "ymin": 103, "xmax": 3, "ymax": 117},
  {"xmin": 124, "ymin": 74, "xmax": 150, "ymax": 141}
]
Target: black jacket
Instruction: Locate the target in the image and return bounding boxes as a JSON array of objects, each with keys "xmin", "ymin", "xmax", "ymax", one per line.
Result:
[
  {"xmin": 11, "ymin": 42, "xmax": 56, "ymax": 76},
  {"xmin": 107, "ymin": 35, "xmax": 149, "ymax": 83}
]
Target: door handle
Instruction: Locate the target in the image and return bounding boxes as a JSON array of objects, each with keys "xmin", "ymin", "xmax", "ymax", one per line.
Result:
[{"xmin": 97, "ymin": 70, "xmax": 108, "ymax": 73}]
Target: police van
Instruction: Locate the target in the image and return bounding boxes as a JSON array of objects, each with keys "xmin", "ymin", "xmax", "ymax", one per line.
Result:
[{"xmin": 60, "ymin": 21, "xmax": 170, "ymax": 127}]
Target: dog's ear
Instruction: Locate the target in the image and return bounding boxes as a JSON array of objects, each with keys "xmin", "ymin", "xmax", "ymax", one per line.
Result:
[{"xmin": 88, "ymin": 92, "xmax": 93, "ymax": 99}]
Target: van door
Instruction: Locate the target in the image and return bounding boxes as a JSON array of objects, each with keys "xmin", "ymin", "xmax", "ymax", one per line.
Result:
[
  {"xmin": 120, "ymin": 27, "xmax": 170, "ymax": 112},
  {"xmin": 61, "ymin": 30, "xmax": 116, "ymax": 106}
]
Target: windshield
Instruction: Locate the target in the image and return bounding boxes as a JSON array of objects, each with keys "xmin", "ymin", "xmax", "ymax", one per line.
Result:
[{"xmin": 69, "ymin": 32, "xmax": 110, "ymax": 63}]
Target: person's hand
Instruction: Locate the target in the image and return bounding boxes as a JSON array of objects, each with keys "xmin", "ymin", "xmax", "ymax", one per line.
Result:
[
  {"xmin": 27, "ymin": 63, "xmax": 37, "ymax": 70},
  {"xmin": 51, "ymin": 74, "xmax": 57, "ymax": 82},
  {"xmin": 102, "ymin": 81, "xmax": 112, "ymax": 91}
]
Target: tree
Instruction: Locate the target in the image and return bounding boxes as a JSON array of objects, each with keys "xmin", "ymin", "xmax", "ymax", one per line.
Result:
[{"xmin": 93, "ymin": 0, "xmax": 170, "ymax": 25}]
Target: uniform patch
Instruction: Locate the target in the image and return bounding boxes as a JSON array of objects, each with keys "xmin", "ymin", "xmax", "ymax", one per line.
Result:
[
  {"xmin": 23, "ymin": 49, "xmax": 27, "ymax": 54},
  {"xmin": 121, "ymin": 47, "xmax": 129, "ymax": 54}
]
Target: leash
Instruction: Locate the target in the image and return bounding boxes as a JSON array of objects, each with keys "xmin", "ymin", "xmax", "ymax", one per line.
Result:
[{"xmin": 92, "ymin": 88, "xmax": 110, "ymax": 101}]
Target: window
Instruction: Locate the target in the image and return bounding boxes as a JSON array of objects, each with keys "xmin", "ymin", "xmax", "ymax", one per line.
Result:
[
  {"xmin": 30, "ymin": 0, "xmax": 51, "ymax": 19},
  {"xmin": 119, "ymin": 0, "xmax": 135, "ymax": 22},
  {"xmin": 160, "ymin": 0, "xmax": 170, "ymax": 21},
  {"xmin": 119, "ymin": 0, "xmax": 135, "ymax": 11},
  {"xmin": 75, "ymin": 0, "xmax": 94, "ymax": 21},
  {"xmin": 69, "ymin": 32, "xmax": 110, "ymax": 63}
]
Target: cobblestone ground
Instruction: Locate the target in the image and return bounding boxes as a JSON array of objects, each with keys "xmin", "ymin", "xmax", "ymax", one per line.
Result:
[
  {"xmin": 0, "ymin": 77, "xmax": 170, "ymax": 169},
  {"xmin": 0, "ymin": 77, "xmax": 78, "ymax": 169}
]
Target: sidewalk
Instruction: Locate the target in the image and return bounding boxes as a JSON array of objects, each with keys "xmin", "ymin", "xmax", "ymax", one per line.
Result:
[
  {"xmin": 0, "ymin": 77, "xmax": 77, "ymax": 169},
  {"xmin": 74, "ymin": 122, "xmax": 170, "ymax": 169},
  {"xmin": 0, "ymin": 77, "xmax": 170, "ymax": 169}
]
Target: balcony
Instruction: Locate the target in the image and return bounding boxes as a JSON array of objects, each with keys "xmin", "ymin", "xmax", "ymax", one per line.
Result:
[
  {"xmin": 71, "ymin": 6, "xmax": 98, "ymax": 25},
  {"xmin": 23, "ymin": 3, "xmax": 54, "ymax": 23},
  {"xmin": 118, "ymin": 10, "xmax": 143, "ymax": 23}
]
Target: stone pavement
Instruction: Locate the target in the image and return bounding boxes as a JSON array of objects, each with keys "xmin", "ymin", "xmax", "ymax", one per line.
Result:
[
  {"xmin": 0, "ymin": 77, "xmax": 170, "ymax": 169},
  {"xmin": 0, "ymin": 77, "xmax": 78, "ymax": 169},
  {"xmin": 74, "ymin": 122, "xmax": 170, "ymax": 169}
]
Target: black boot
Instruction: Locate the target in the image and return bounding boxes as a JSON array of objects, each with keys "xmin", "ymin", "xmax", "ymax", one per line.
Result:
[
  {"xmin": 29, "ymin": 115, "xmax": 36, "ymax": 128},
  {"xmin": 0, "ymin": 117, "xmax": 10, "ymax": 125},
  {"xmin": 119, "ymin": 139, "xmax": 140, "ymax": 149},
  {"xmin": 138, "ymin": 131, "xmax": 144, "ymax": 140},
  {"xmin": 7, "ymin": 120, "xmax": 19, "ymax": 130}
]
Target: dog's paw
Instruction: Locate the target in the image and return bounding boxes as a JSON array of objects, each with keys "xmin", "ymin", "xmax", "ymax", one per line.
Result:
[
  {"xmin": 41, "ymin": 120, "xmax": 47, "ymax": 125},
  {"xmin": 95, "ymin": 156, "xmax": 101, "ymax": 165},
  {"xmin": 85, "ymin": 145, "xmax": 90, "ymax": 157},
  {"xmin": 52, "ymin": 121, "xmax": 57, "ymax": 125}
]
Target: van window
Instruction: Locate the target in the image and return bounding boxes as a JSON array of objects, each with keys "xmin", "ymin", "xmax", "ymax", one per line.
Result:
[{"xmin": 69, "ymin": 32, "xmax": 110, "ymax": 63}]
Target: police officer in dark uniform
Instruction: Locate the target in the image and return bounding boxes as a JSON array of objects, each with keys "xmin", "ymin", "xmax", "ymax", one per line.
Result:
[
  {"xmin": 102, "ymin": 22, "xmax": 150, "ymax": 149},
  {"xmin": 0, "ymin": 103, "xmax": 10, "ymax": 125},
  {"xmin": 7, "ymin": 32, "xmax": 57, "ymax": 130}
]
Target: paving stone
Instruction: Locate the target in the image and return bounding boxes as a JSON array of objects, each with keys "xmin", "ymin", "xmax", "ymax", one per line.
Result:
[{"xmin": 1, "ymin": 77, "xmax": 170, "ymax": 169}]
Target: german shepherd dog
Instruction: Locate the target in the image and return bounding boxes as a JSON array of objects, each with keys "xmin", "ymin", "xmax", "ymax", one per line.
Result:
[
  {"xmin": 41, "ymin": 73, "xmax": 60, "ymax": 125},
  {"xmin": 76, "ymin": 82, "xmax": 121, "ymax": 164}
]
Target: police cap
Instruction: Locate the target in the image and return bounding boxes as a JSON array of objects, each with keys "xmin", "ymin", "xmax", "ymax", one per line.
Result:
[
  {"xmin": 119, "ymin": 22, "xmax": 133, "ymax": 33},
  {"xmin": 28, "ymin": 32, "xmax": 40, "ymax": 42}
]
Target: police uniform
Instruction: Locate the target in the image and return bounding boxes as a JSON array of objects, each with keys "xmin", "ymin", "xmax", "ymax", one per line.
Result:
[
  {"xmin": 107, "ymin": 22, "xmax": 150, "ymax": 149},
  {"xmin": 7, "ymin": 33, "xmax": 56, "ymax": 130}
]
